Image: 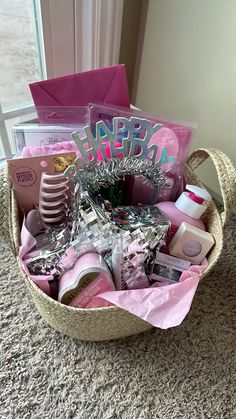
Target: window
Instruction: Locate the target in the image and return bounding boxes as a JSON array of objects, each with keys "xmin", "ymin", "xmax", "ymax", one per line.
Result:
[
  {"xmin": 0, "ymin": 0, "xmax": 124, "ymax": 157},
  {"xmin": 0, "ymin": 0, "xmax": 45, "ymax": 157}
]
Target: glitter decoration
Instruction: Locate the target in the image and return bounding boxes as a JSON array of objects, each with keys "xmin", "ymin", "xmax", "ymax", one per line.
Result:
[
  {"xmin": 112, "ymin": 205, "xmax": 169, "ymax": 230},
  {"xmin": 25, "ymin": 192, "xmax": 116, "ymax": 279},
  {"xmin": 25, "ymin": 150, "xmax": 170, "ymax": 282},
  {"xmin": 77, "ymin": 157, "xmax": 168, "ymax": 196},
  {"xmin": 70, "ymin": 117, "xmax": 163, "ymax": 167},
  {"xmin": 25, "ymin": 192, "xmax": 169, "ymax": 282},
  {"xmin": 64, "ymin": 116, "xmax": 177, "ymax": 182}
]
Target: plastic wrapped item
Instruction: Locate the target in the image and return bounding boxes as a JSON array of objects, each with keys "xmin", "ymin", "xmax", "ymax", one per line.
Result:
[
  {"xmin": 149, "ymin": 252, "xmax": 191, "ymax": 286},
  {"xmin": 88, "ymin": 102, "xmax": 196, "ymax": 202},
  {"xmin": 36, "ymin": 106, "xmax": 88, "ymax": 125},
  {"xmin": 12, "ymin": 106, "xmax": 88, "ymax": 157},
  {"xmin": 12, "ymin": 123, "xmax": 84, "ymax": 157},
  {"xmin": 29, "ymin": 64, "xmax": 130, "ymax": 122},
  {"xmin": 7, "ymin": 152, "xmax": 76, "ymax": 213}
]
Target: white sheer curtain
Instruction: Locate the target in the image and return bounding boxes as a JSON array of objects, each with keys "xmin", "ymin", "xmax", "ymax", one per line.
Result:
[
  {"xmin": 40, "ymin": 0, "xmax": 124, "ymax": 78},
  {"xmin": 0, "ymin": 0, "xmax": 124, "ymax": 157}
]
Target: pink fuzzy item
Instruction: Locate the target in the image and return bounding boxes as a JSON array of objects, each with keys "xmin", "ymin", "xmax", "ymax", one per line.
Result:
[
  {"xmin": 21, "ymin": 141, "xmax": 77, "ymax": 157},
  {"xmin": 21, "ymin": 140, "xmax": 123, "ymax": 161}
]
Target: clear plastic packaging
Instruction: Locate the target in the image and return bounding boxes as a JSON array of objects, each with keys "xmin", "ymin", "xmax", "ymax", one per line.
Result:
[
  {"xmin": 7, "ymin": 151, "xmax": 77, "ymax": 213},
  {"xmin": 88, "ymin": 102, "xmax": 197, "ymax": 202},
  {"xmin": 12, "ymin": 106, "xmax": 88, "ymax": 157},
  {"xmin": 36, "ymin": 106, "xmax": 88, "ymax": 125},
  {"xmin": 29, "ymin": 64, "xmax": 130, "ymax": 122}
]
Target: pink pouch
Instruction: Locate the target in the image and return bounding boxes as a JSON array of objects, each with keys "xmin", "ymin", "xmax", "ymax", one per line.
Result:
[{"xmin": 29, "ymin": 65, "xmax": 130, "ymax": 123}]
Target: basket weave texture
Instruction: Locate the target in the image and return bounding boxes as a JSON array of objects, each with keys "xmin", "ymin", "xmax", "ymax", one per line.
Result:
[{"xmin": 1, "ymin": 148, "xmax": 236, "ymax": 341}]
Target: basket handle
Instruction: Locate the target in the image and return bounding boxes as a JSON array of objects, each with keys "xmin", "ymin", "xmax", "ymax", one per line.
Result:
[
  {"xmin": 187, "ymin": 147, "xmax": 236, "ymax": 226},
  {"xmin": 0, "ymin": 164, "xmax": 18, "ymax": 255},
  {"xmin": 1, "ymin": 148, "xmax": 235, "ymax": 252}
]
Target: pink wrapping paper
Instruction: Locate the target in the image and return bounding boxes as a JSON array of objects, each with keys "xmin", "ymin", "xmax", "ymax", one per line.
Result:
[
  {"xmin": 98, "ymin": 262, "xmax": 206, "ymax": 329},
  {"xmin": 19, "ymin": 219, "xmax": 54, "ymax": 296},
  {"xmin": 19, "ymin": 215, "xmax": 207, "ymax": 328},
  {"xmin": 29, "ymin": 64, "xmax": 130, "ymax": 123}
]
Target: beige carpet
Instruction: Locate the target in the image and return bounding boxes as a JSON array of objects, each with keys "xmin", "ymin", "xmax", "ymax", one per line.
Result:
[{"xmin": 1, "ymin": 214, "xmax": 236, "ymax": 419}]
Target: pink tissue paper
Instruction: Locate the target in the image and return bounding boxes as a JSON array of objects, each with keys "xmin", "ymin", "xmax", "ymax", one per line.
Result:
[{"xmin": 19, "ymin": 214, "xmax": 207, "ymax": 329}]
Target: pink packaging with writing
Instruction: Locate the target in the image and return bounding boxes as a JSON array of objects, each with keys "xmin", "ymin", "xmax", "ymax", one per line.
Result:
[
  {"xmin": 69, "ymin": 273, "xmax": 114, "ymax": 308},
  {"xmin": 58, "ymin": 251, "xmax": 115, "ymax": 305},
  {"xmin": 7, "ymin": 152, "xmax": 76, "ymax": 213}
]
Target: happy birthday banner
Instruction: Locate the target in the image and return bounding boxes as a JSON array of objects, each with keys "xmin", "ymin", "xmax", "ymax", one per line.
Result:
[{"xmin": 65, "ymin": 117, "xmax": 176, "ymax": 181}]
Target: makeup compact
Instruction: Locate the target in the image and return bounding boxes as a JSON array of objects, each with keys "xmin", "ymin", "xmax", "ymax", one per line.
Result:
[{"xmin": 169, "ymin": 222, "xmax": 215, "ymax": 265}]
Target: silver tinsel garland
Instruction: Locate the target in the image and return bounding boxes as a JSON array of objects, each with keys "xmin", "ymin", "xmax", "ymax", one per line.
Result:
[
  {"xmin": 79, "ymin": 156, "xmax": 168, "ymax": 195},
  {"xmin": 26, "ymin": 157, "xmax": 170, "ymax": 282}
]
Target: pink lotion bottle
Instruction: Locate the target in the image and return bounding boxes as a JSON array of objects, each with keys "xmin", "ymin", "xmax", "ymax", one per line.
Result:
[{"xmin": 156, "ymin": 185, "xmax": 212, "ymax": 245}]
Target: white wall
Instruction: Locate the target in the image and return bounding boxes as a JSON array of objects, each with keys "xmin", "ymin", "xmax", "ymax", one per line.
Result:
[{"xmin": 135, "ymin": 0, "xmax": 236, "ymax": 196}]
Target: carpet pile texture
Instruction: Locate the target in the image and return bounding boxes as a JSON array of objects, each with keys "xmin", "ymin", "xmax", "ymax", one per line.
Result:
[{"xmin": 0, "ymin": 214, "xmax": 236, "ymax": 418}]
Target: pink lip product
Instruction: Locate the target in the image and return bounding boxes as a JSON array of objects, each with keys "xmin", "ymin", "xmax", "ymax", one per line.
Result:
[{"xmin": 58, "ymin": 251, "xmax": 114, "ymax": 305}]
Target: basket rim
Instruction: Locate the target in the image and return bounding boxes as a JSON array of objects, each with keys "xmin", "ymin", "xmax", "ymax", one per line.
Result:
[
  {"xmin": 18, "ymin": 255, "xmax": 213, "ymax": 315},
  {"xmin": 19, "ymin": 259, "xmax": 123, "ymax": 313}
]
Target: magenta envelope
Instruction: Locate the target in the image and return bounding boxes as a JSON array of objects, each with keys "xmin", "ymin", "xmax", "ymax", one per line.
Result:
[{"xmin": 29, "ymin": 64, "xmax": 130, "ymax": 123}]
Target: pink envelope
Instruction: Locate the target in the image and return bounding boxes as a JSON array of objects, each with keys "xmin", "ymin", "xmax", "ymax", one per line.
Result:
[{"xmin": 29, "ymin": 64, "xmax": 130, "ymax": 123}]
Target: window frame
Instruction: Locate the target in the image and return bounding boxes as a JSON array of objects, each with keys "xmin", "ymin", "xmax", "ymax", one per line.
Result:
[
  {"xmin": 0, "ymin": 0, "xmax": 124, "ymax": 157},
  {"xmin": 0, "ymin": 0, "xmax": 46, "ymax": 157}
]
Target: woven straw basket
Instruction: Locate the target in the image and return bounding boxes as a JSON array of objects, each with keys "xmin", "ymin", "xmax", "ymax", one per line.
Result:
[{"xmin": 1, "ymin": 147, "xmax": 236, "ymax": 341}]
